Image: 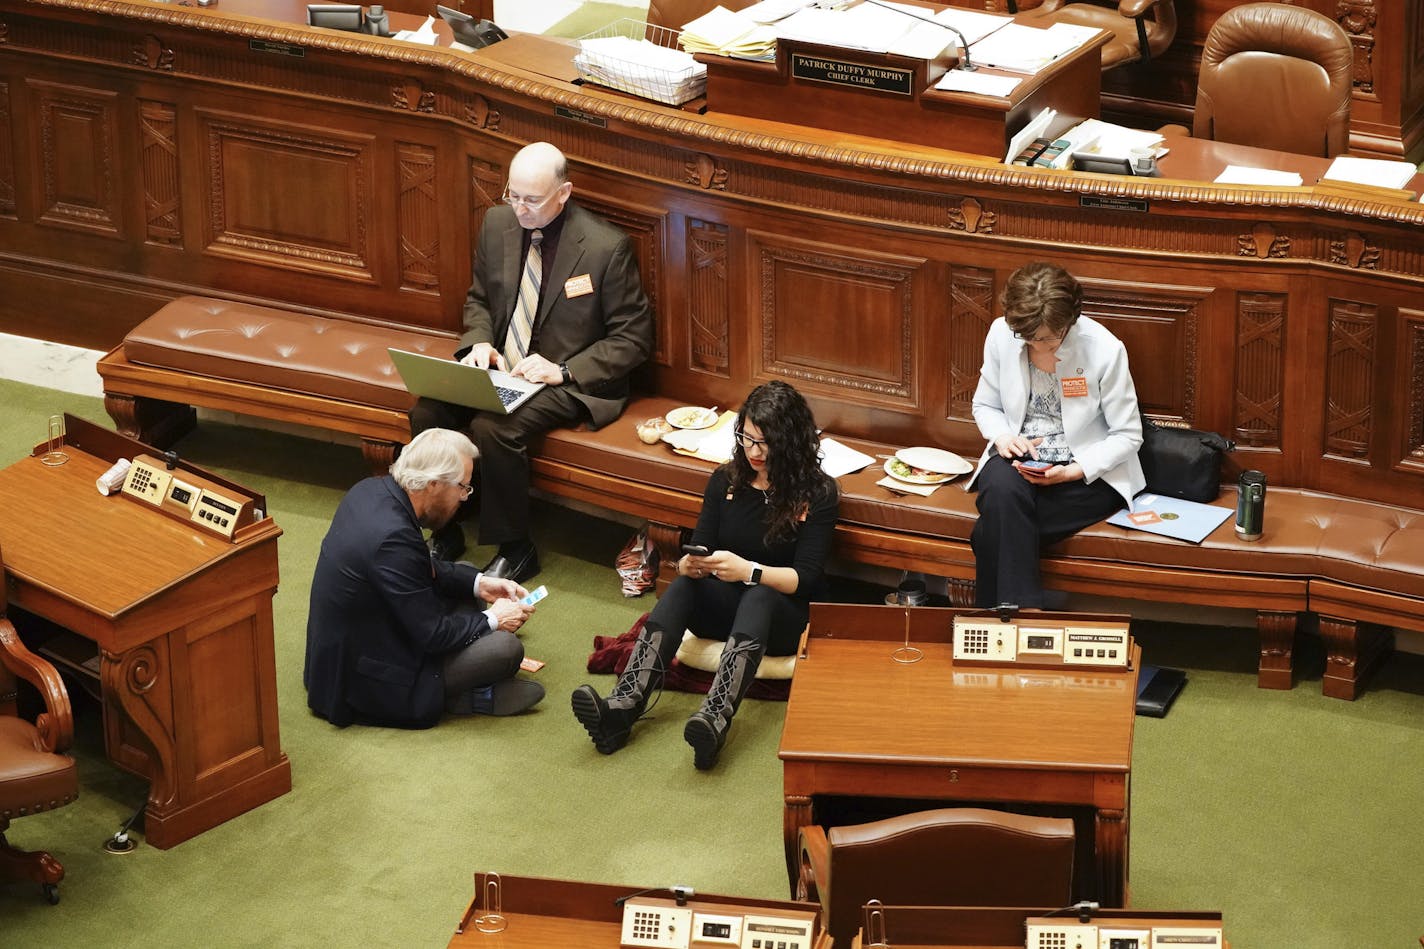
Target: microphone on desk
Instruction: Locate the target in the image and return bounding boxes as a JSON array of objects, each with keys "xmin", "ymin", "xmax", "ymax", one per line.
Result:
[
  {"xmin": 1039, "ymin": 900, "xmax": 1101, "ymax": 924},
  {"xmin": 614, "ymin": 884, "xmax": 696, "ymax": 908},
  {"xmin": 861, "ymin": 0, "xmax": 978, "ymax": 71}
]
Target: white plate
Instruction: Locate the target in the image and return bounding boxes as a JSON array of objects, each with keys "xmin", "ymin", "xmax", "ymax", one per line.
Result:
[
  {"xmin": 895, "ymin": 446, "xmax": 973, "ymax": 476},
  {"xmin": 665, "ymin": 406, "xmax": 718, "ymax": 430},
  {"xmin": 883, "ymin": 458, "xmax": 954, "ymax": 486}
]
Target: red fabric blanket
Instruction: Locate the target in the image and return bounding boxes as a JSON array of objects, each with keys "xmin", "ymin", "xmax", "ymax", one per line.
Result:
[{"xmin": 586, "ymin": 613, "xmax": 792, "ymax": 702}]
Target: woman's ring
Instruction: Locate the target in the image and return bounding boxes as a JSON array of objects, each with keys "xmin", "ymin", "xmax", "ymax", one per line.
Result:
[{"xmin": 712, "ymin": 569, "xmax": 718, "ymax": 578}]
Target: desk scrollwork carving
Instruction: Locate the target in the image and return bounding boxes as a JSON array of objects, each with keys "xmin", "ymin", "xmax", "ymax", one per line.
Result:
[
  {"xmin": 464, "ymin": 94, "xmax": 500, "ymax": 130},
  {"xmin": 102, "ymin": 644, "xmax": 179, "ymax": 810},
  {"xmin": 1238, "ymin": 223, "xmax": 1291, "ymax": 259},
  {"xmin": 685, "ymin": 154, "xmax": 728, "ymax": 191},
  {"xmin": 947, "ymin": 197, "xmax": 994, "ymax": 234},
  {"xmin": 132, "ymin": 35, "xmax": 174, "ymax": 71},
  {"xmin": 1330, "ymin": 231, "xmax": 1380, "ymax": 269}
]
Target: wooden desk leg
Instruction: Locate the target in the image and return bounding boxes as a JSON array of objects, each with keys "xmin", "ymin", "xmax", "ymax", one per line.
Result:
[
  {"xmin": 1320, "ymin": 616, "xmax": 1393, "ymax": 701},
  {"xmin": 100, "ymin": 645, "xmax": 180, "ymax": 829},
  {"xmin": 784, "ymin": 795, "xmax": 813, "ymax": 899},
  {"xmin": 1256, "ymin": 610, "xmax": 1297, "ymax": 690},
  {"xmin": 1094, "ymin": 807, "xmax": 1127, "ymax": 907}
]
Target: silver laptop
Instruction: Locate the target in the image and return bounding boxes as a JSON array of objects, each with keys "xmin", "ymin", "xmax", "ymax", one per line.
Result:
[{"xmin": 388, "ymin": 348, "xmax": 544, "ymax": 414}]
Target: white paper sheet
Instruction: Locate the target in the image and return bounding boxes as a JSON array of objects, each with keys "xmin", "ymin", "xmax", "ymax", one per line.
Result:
[
  {"xmin": 1321, "ymin": 156, "xmax": 1417, "ymax": 190},
  {"xmin": 936, "ymin": 70, "xmax": 1020, "ymax": 97},
  {"xmin": 1214, "ymin": 165, "xmax": 1304, "ymax": 187},
  {"xmin": 818, "ymin": 437, "xmax": 875, "ymax": 479}
]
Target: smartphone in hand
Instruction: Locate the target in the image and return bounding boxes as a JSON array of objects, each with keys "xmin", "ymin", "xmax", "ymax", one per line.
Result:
[
  {"xmin": 681, "ymin": 544, "xmax": 710, "ymax": 557},
  {"xmin": 519, "ymin": 585, "xmax": 548, "ymax": 606},
  {"xmin": 1018, "ymin": 460, "xmax": 1052, "ymax": 475}
]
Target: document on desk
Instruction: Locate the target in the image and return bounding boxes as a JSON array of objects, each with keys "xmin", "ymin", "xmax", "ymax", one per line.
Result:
[
  {"xmin": 740, "ymin": 0, "xmax": 815, "ymax": 24},
  {"xmin": 1004, "ymin": 107, "xmax": 1056, "ymax": 165},
  {"xmin": 936, "ymin": 70, "xmax": 1020, "ymax": 97},
  {"xmin": 970, "ymin": 22, "xmax": 1092, "ymax": 73},
  {"xmin": 773, "ymin": 5, "xmax": 913, "ymax": 53},
  {"xmin": 1321, "ymin": 156, "xmax": 1417, "ymax": 190},
  {"xmin": 818, "ymin": 436, "xmax": 875, "ymax": 478},
  {"xmin": 1214, "ymin": 165, "xmax": 1304, "ymax": 187}
]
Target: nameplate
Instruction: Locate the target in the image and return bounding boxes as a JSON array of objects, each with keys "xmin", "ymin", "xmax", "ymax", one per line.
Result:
[
  {"xmin": 1080, "ymin": 195, "xmax": 1149, "ymax": 213},
  {"xmin": 249, "ymin": 39, "xmax": 306, "ymax": 58},
  {"xmin": 791, "ymin": 53, "xmax": 913, "ymax": 96},
  {"xmin": 555, "ymin": 105, "xmax": 608, "ymax": 129}
]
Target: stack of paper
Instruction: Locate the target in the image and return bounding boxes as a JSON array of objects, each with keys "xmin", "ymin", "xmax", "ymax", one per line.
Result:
[
  {"xmin": 1214, "ymin": 166, "xmax": 1304, "ymax": 187},
  {"xmin": 1321, "ymin": 156, "xmax": 1417, "ymax": 190},
  {"xmin": 971, "ymin": 21, "xmax": 1093, "ymax": 73},
  {"xmin": 773, "ymin": 4, "xmax": 916, "ymax": 53},
  {"xmin": 740, "ymin": 0, "xmax": 816, "ymax": 24},
  {"xmin": 574, "ymin": 36, "xmax": 708, "ymax": 105},
  {"xmin": 679, "ymin": 6, "xmax": 779, "ymax": 61}
]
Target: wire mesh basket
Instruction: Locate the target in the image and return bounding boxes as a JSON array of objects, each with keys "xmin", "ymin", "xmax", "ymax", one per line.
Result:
[{"xmin": 574, "ymin": 19, "xmax": 708, "ymax": 106}]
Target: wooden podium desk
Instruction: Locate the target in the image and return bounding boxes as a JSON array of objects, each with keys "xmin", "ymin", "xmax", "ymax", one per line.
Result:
[
  {"xmin": 0, "ymin": 416, "xmax": 289, "ymax": 848},
  {"xmin": 779, "ymin": 604, "xmax": 1138, "ymax": 906},
  {"xmin": 448, "ymin": 874, "xmax": 830, "ymax": 948},
  {"xmin": 846, "ymin": 906, "xmax": 1225, "ymax": 948}
]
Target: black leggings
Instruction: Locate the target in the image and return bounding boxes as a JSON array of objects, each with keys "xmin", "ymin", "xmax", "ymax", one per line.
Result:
[{"xmin": 647, "ymin": 575, "xmax": 808, "ymax": 658}]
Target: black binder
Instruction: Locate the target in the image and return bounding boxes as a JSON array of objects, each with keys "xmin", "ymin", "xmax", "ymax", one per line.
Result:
[{"xmin": 1135, "ymin": 663, "xmax": 1187, "ymax": 717}]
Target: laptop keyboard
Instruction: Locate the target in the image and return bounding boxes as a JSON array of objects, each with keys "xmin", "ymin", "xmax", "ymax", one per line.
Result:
[{"xmin": 495, "ymin": 385, "xmax": 524, "ymax": 408}]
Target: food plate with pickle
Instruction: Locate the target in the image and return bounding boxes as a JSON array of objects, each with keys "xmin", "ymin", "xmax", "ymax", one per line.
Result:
[{"xmin": 884, "ymin": 447, "xmax": 973, "ymax": 485}]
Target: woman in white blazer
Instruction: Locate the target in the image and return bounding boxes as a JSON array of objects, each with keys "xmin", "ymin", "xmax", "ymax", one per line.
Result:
[{"xmin": 967, "ymin": 263, "xmax": 1144, "ymax": 608}]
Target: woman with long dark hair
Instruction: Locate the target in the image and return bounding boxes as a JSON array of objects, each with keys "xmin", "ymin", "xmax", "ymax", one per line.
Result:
[{"xmin": 572, "ymin": 380, "xmax": 839, "ymax": 769}]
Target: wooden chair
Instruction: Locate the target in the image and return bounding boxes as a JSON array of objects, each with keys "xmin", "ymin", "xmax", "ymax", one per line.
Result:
[
  {"xmin": 1181, "ymin": 2, "xmax": 1354, "ymax": 157},
  {"xmin": 1009, "ymin": 0, "xmax": 1177, "ymax": 70},
  {"xmin": 0, "ymin": 541, "xmax": 78, "ymax": 905},
  {"xmin": 798, "ymin": 807, "xmax": 1075, "ymax": 948}
]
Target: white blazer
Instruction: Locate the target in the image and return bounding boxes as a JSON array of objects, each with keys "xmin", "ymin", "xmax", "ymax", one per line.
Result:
[{"xmin": 967, "ymin": 315, "xmax": 1145, "ymax": 508}]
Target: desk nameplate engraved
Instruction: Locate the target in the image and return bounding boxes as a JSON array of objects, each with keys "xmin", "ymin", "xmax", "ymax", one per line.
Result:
[
  {"xmin": 1080, "ymin": 195, "xmax": 1149, "ymax": 213},
  {"xmin": 555, "ymin": 105, "xmax": 608, "ymax": 128},
  {"xmin": 791, "ymin": 53, "xmax": 914, "ymax": 96},
  {"xmin": 249, "ymin": 39, "xmax": 305, "ymax": 57}
]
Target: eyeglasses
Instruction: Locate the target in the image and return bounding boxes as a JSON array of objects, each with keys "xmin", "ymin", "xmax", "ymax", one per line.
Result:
[
  {"xmin": 1013, "ymin": 328, "xmax": 1068, "ymax": 343},
  {"xmin": 734, "ymin": 430, "xmax": 768, "ymax": 451},
  {"xmin": 501, "ymin": 186, "xmax": 560, "ymax": 210},
  {"xmin": 450, "ymin": 481, "xmax": 474, "ymax": 500}
]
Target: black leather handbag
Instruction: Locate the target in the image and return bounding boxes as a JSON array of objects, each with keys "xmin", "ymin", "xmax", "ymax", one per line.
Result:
[{"xmin": 1138, "ymin": 415, "xmax": 1235, "ymax": 502}]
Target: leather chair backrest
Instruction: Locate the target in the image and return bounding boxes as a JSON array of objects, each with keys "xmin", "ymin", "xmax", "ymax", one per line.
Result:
[
  {"xmin": 1194, "ymin": 2, "xmax": 1354, "ymax": 157},
  {"xmin": 822, "ymin": 808, "xmax": 1075, "ymax": 947}
]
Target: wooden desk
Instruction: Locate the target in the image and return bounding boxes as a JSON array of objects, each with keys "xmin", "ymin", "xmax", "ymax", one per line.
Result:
[
  {"xmin": 778, "ymin": 605, "xmax": 1137, "ymax": 906},
  {"xmin": 447, "ymin": 874, "xmax": 830, "ymax": 948},
  {"xmin": 846, "ymin": 906, "xmax": 1224, "ymax": 948},
  {"xmin": 0, "ymin": 417, "xmax": 289, "ymax": 848}
]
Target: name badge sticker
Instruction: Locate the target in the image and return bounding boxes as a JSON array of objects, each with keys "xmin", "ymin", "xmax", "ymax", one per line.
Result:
[
  {"xmin": 1128, "ymin": 511, "xmax": 1162, "ymax": 526},
  {"xmin": 1061, "ymin": 376, "xmax": 1088, "ymax": 398},
  {"xmin": 565, "ymin": 274, "xmax": 594, "ymax": 298}
]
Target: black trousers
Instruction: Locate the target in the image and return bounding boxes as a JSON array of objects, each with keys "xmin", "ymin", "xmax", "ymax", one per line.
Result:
[
  {"xmin": 970, "ymin": 454, "xmax": 1124, "ymax": 608},
  {"xmin": 410, "ymin": 388, "xmax": 584, "ymax": 546},
  {"xmin": 645, "ymin": 575, "xmax": 809, "ymax": 662}
]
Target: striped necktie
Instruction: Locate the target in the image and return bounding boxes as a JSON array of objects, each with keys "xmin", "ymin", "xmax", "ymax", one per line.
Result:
[{"xmin": 502, "ymin": 229, "xmax": 542, "ymax": 370}]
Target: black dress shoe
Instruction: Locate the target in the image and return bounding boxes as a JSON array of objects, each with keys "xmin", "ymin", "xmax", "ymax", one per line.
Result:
[
  {"xmin": 429, "ymin": 522, "xmax": 466, "ymax": 561},
  {"xmin": 483, "ymin": 545, "xmax": 540, "ymax": 584}
]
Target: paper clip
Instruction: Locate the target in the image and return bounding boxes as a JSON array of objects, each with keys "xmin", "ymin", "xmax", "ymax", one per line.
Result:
[
  {"xmin": 40, "ymin": 415, "xmax": 69, "ymax": 467},
  {"xmin": 474, "ymin": 871, "xmax": 508, "ymax": 934},
  {"xmin": 864, "ymin": 898, "xmax": 890, "ymax": 947}
]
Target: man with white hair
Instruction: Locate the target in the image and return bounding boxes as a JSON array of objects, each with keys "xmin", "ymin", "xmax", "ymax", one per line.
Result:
[
  {"xmin": 410, "ymin": 141, "xmax": 654, "ymax": 582},
  {"xmin": 304, "ymin": 428, "xmax": 544, "ymax": 728}
]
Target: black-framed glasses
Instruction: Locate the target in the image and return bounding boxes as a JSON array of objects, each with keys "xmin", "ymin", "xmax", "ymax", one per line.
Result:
[
  {"xmin": 1013, "ymin": 327, "xmax": 1068, "ymax": 343},
  {"xmin": 501, "ymin": 186, "xmax": 559, "ymax": 210},
  {"xmin": 734, "ymin": 429, "xmax": 768, "ymax": 451}
]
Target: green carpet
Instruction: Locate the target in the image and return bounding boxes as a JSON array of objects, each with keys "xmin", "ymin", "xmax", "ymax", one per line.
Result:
[{"xmin": 1, "ymin": 379, "xmax": 1421, "ymax": 946}]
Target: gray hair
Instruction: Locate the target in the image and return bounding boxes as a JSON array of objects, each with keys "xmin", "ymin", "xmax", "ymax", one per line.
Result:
[{"xmin": 390, "ymin": 429, "xmax": 477, "ymax": 492}]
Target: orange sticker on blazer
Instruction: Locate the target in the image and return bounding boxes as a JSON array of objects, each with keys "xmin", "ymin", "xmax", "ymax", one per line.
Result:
[
  {"xmin": 564, "ymin": 274, "xmax": 594, "ymax": 298},
  {"xmin": 1060, "ymin": 376, "xmax": 1088, "ymax": 398}
]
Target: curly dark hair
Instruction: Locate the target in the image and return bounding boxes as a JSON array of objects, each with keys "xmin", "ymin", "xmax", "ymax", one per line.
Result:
[{"xmin": 726, "ymin": 380, "xmax": 837, "ymax": 543}]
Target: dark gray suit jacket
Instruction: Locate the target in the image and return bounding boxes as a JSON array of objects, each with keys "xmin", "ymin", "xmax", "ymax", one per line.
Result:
[
  {"xmin": 304, "ymin": 476, "xmax": 486, "ymax": 728},
  {"xmin": 459, "ymin": 201, "xmax": 653, "ymax": 428}
]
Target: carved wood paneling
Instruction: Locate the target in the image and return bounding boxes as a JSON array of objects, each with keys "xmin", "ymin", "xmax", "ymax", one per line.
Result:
[
  {"xmin": 0, "ymin": 79, "xmax": 13, "ymax": 218},
  {"xmin": 1399, "ymin": 307, "xmax": 1424, "ymax": 472},
  {"xmin": 202, "ymin": 112, "xmax": 373, "ymax": 277},
  {"xmin": 397, "ymin": 142, "xmax": 438, "ymax": 294},
  {"xmin": 687, "ymin": 219, "xmax": 728, "ymax": 376},
  {"xmin": 139, "ymin": 99, "xmax": 181, "ymax": 245},
  {"xmin": 1324, "ymin": 299, "xmax": 1377, "ymax": 461},
  {"xmin": 468, "ymin": 155, "xmax": 502, "ymax": 253},
  {"xmin": 32, "ymin": 80, "xmax": 120, "ymax": 235},
  {"xmin": 1234, "ymin": 293, "xmax": 1287, "ymax": 448},
  {"xmin": 1337, "ymin": 0, "xmax": 1379, "ymax": 98},
  {"xmin": 754, "ymin": 234, "xmax": 921, "ymax": 405},
  {"xmin": 576, "ymin": 195, "xmax": 666, "ymax": 336},
  {"xmin": 946, "ymin": 266, "xmax": 995, "ymax": 422},
  {"xmin": 1081, "ymin": 283, "xmax": 1208, "ymax": 423}
]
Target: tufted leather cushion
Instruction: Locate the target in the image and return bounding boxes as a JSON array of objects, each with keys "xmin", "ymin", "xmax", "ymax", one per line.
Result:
[
  {"xmin": 123, "ymin": 297, "xmax": 459, "ymax": 411},
  {"xmin": 1194, "ymin": 2, "xmax": 1354, "ymax": 157},
  {"xmin": 0, "ymin": 717, "xmax": 78, "ymax": 821},
  {"xmin": 538, "ymin": 396, "xmax": 1424, "ymax": 599}
]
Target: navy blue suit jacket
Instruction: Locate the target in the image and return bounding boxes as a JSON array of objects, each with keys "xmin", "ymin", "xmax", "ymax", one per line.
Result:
[{"xmin": 304, "ymin": 476, "xmax": 488, "ymax": 728}]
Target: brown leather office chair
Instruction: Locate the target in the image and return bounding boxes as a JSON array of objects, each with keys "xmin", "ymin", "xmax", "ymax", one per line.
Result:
[
  {"xmin": 0, "ymin": 543, "xmax": 78, "ymax": 905},
  {"xmin": 798, "ymin": 808, "xmax": 1075, "ymax": 948},
  {"xmin": 1187, "ymin": 2, "xmax": 1353, "ymax": 157},
  {"xmin": 647, "ymin": 0, "xmax": 752, "ymax": 30},
  {"xmin": 1009, "ymin": 0, "xmax": 1177, "ymax": 70}
]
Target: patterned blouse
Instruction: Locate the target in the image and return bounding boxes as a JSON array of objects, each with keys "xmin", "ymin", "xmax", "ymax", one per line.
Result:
[{"xmin": 1021, "ymin": 364, "xmax": 1072, "ymax": 463}]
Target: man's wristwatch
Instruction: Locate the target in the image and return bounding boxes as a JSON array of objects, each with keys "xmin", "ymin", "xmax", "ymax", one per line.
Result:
[
  {"xmin": 559, "ymin": 362, "xmax": 572, "ymax": 385},
  {"xmin": 744, "ymin": 562, "xmax": 763, "ymax": 586}
]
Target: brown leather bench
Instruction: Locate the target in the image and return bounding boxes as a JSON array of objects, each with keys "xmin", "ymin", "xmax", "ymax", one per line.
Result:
[{"xmin": 98, "ymin": 297, "xmax": 1424, "ymax": 699}]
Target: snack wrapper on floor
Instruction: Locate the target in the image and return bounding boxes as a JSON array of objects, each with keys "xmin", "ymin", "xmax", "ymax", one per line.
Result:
[{"xmin": 615, "ymin": 525, "xmax": 660, "ymax": 597}]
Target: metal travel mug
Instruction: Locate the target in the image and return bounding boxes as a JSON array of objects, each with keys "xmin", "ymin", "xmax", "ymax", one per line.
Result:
[{"xmin": 1235, "ymin": 470, "xmax": 1266, "ymax": 541}]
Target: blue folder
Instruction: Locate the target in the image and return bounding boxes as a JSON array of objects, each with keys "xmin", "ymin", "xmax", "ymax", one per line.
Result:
[{"xmin": 1106, "ymin": 493, "xmax": 1233, "ymax": 544}]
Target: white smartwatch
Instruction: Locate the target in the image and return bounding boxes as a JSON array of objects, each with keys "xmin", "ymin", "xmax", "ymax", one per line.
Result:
[{"xmin": 744, "ymin": 562, "xmax": 763, "ymax": 586}]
